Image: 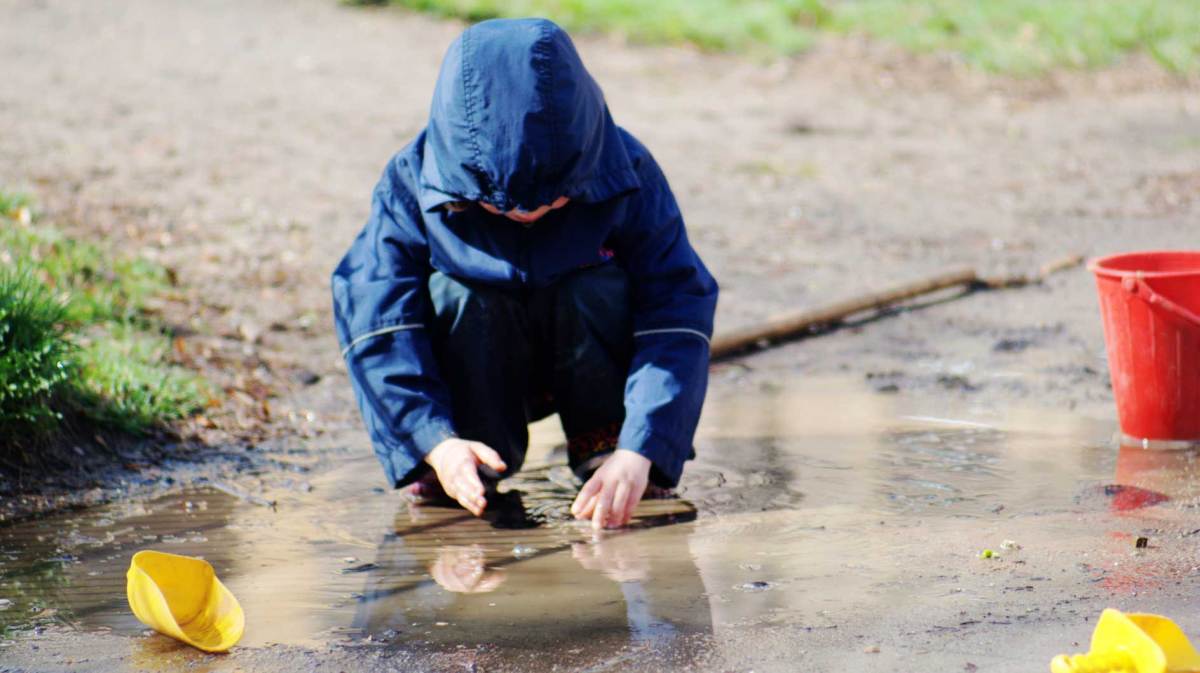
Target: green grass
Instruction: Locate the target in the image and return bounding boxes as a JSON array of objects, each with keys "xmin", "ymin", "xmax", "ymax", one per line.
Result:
[
  {"xmin": 74, "ymin": 323, "xmax": 210, "ymax": 436},
  {"xmin": 352, "ymin": 0, "xmax": 829, "ymax": 54},
  {"xmin": 0, "ymin": 192, "xmax": 209, "ymax": 457},
  {"xmin": 348, "ymin": 0, "xmax": 1200, "ymax": 73},
  {"xmin": 833, "ymin": 0, "xmax": 1200, "ymax": 74},
  {"xmin": 0, "ymin": 269, "xmax": 73, "ymax": 436}
]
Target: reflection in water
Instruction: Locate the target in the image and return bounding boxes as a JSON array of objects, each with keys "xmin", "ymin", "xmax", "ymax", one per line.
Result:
[
  {"xmin": 351, "ymin": 494, "xmax": 706, "ymax": 658},
  {"xmin": 8, "ymin": 377, "xmax": 1200, "ymax": 671},
  {"xmin": 429, "ymin": 545, "xmax": 507, "ymax": 593},
  {"xmin": 0, "ymin": 489, "xmax": 246, "ymax": 638},
  {"xmin": 1114, "ymin": 445, "xmax": 1200, "ymax": 503},
  {"xmin": 1086, "ymin": 446, "xmax": 1200, "ymax": 595}
]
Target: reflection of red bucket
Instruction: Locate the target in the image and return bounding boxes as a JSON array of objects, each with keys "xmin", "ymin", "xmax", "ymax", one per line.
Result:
[
  {"xmin": 1111, "ymin": 445, "xmax": 1193, "ymax": 509},
  {"xmin": 1090, "ymin": 251, "xmax": 1200, "ymax": 443}
]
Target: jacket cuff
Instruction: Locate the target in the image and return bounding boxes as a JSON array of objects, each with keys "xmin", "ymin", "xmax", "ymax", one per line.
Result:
[
  {"xmin": 386, "ymin": 420, "xmax": 457, "ymax": 489},
  {"xmin": 618, "ymin": 423, "xmax": 692, "ymax": 488}
]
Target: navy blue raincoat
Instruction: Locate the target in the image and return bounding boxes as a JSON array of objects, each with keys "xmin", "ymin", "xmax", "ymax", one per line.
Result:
[{"xmin": 332, "ymin": 18, "xmax": 718, "ymax": 489}]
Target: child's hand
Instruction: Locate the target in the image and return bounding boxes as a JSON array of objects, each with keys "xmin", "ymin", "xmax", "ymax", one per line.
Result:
[
  {"xmin": 572, "ymin": 536, "xmax": 649, "ymax": 582},
  {"xmin": 430, "ymin": 545, "xmax": 507, "ymax": 593},
  {"xmin": 570, "ymin": 449, "xmax": 651, "ymax": 529},
  {"xmin": 425, "ymin": 438, "xmax": 507, "ymax": 516}
]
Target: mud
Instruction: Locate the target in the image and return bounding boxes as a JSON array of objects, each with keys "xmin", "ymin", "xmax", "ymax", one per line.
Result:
[{"xmin": 4, "ymin": 377, "xmax": 1200, "ymax": 671}]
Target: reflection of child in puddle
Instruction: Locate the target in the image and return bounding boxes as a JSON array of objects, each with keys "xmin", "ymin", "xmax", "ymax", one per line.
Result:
[
  {"xmin": 332, "ymin": 18, "xmax": 716, "ymax": 529},
  {"xmin": 353, "ymin": 500, "xmax": 705, "ymax": 653},
  {"xmin": 572, "ymin": 536, "xmax": 651, "ymax": 583},
  {"xmin": 430, "ymin": 545, "xmax": 507, "ymax": 593},
  {"xmin": 428, "ymin": 536, "xmax": 648, "ymax": 593}
]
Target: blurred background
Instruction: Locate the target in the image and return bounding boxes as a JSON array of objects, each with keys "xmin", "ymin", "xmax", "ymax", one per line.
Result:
[
  {"xmin": 1, "ymin": 3, "xmax": 1199, "ymax": 671},
  {"xmin": 1, "ymin": 0, "xmax": 1197, "ymax": 510}
]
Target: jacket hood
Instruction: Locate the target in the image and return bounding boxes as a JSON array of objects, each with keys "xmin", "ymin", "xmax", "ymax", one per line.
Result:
[{"xmin": 418, "ymin": 18, "xmax": 640, "ymax": 213}]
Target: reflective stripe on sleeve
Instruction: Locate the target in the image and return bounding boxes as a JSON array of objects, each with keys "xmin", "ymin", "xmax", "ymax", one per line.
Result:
[
  {"xmin": 341, "ymin": 323, "xmax": 425, "ymax": 358},
  {"xmin": 632, "ymin": 327, "xmax": 711, "ymax": 345}
]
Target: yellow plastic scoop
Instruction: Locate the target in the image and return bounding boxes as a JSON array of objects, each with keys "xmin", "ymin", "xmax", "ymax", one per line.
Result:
[
  {"xmin": 126, "ymin": 550, "xmax": 245, "ymax": 652},
  {"xmin": 1051, "ymin": 609, "xmax": 1200, "ymax": 673}
]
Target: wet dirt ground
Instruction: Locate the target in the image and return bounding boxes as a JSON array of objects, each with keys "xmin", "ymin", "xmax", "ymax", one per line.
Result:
[
  {"xmin": 6, "ymin": 377, "xmax": 1200, "ymax": 672},
  {"xmin": 1, "ymin": 0, "xmax": 1199, "ymax": 670}
]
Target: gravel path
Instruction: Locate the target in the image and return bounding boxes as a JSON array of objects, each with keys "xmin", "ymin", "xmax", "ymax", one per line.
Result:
[{"xmin": 3, "ymin": 0, "xmax": 1197, "ymax": 413}]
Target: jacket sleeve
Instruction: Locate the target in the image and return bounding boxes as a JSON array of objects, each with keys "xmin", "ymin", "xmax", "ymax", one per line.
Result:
[
  {"xmin": 331, "ymin": 166, "xmax": 456, "ymax": 488},
  {"xmin": 611, "ymin": 157, "xmax": 719, "ymax": 487}
]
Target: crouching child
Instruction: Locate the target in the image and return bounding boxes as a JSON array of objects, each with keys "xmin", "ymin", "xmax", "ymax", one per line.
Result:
[{"xmin": 331, "ymin": 18, "xmax": 717, "ymax": 529}]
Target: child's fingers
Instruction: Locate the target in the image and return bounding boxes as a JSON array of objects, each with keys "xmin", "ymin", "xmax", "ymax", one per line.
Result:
[
  {"xmin": 573, "ymin": 493, "xmax": 599, "ymax": 521},
  {"xmin": 456, "ymin": 471, "xmax": 483, "ymax": 500},
  {"xmin": 455, "ymin": 467, "xmax": 486, "ymax": 515},
  {"xmin": 571, "ymin": 477, "xmax": 603, "ymax": 517},
  {"xmin": 591, "ymin": 496, "xmax": 607, "ymax": 530},
  {"xmin": 609, "ymin": 481, "xmax": 630, "ymax": 529},
  {"xmin": 458, "ymin": 493, "xmax": 484, "ymax": 516},
  {"xmin": 620, "ymin": 486, "xmax": 640, "ymax": 528},
  {"xmin": 476, "ymin": 572, "xmax": 506, "ymax": 593},
  {"xmin": 454, "ymin": 487, "xmax": 481, "ymax": 516},
  {"xmin": 592, "ymin": 483, "xmax": 615, "ymax": 530},
  {"xmin": 622, "ymin": 482, "xmax": 642, "ymax": 525},
  {"xmin": 469, "ymin": 443, "xmax": 508, "ymax": 472}
]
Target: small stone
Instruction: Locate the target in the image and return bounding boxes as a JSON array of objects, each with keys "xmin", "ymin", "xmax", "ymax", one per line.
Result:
[
  {"xmin": 993, "ymin": 338, "xmax": 1032, "ymax": 353},
  {"xmin": 1000, "ymin": 540, "xmax": 1021, "ymax": 550},
  {"xmin": 0, "ymin": 599, "xmax": 12, "ymax": 610},
  {"xmin": 293, "ymin": 369, "xmax": 321, "ymax": 386},
  {"xmin": 237, "ymin": 321, "xmax": 263, "ymax": 344},
  {"xmin": 1135, "ymin": 536, "xmax": 1149, "ymax": 549},
  {"xmin": 737, "ymin": 581, "xmax": 772, "ymax": 592},
  {"xmin": 937, "ymin": 374, "xmax": 978, "ymax": 392},
  {"xmin": 369, "ymin": 628, "xmax": 399, "ymax": 642},
  {"xmin": 864, "ymin": 645, "xmax": 880, "ymax": 654}
]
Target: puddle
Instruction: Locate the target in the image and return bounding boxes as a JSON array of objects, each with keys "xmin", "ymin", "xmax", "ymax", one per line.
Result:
[{"xmin": 3, "ymin": 376, "xmax": 1200, "ymax": 669}]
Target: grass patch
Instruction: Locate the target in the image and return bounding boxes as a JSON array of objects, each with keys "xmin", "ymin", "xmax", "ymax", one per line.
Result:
[
  {"xmin": 833, "ymin": 0, "xmax": 1200, "ymax": 74},
  {"xmin": 347, "ymin": 0, "xmax": 1200, "ymax": 73},
  {"xmin": 351, "ymin": 0, "xmax": 831, "ymax": 54},
  {"xmin": 0, "ymin": 269, "xmax": 73, "ymax": 436},
  {"xmin": 74, "ymin": 324, "xmax": 210, "ymax": 436},
  {"xmin": 0, "ymin": 191, "xmax": 209, "ymax": 460}
]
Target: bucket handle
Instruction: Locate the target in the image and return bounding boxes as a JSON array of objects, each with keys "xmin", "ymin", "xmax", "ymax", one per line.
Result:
[{"xmin": 1123, "ymin": 273, "xmax": 1200, "ymax": 327}]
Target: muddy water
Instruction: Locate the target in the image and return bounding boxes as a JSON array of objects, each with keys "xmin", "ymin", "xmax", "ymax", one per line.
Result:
[{"xmin": 3, "ymin": 377, "xmax": 1200, "ymax": 670}]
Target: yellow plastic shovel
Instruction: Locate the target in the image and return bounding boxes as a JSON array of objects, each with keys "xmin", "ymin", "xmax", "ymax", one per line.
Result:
[
  {"xmin": 1051, "ymin": 609, "xmax": 1200, "ymax": 673},
  {"xmin": 126, "ymin": 550, "xmax": 245, "ymax": 653}
]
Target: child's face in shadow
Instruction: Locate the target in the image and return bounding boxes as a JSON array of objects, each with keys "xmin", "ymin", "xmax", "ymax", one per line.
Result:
[{"xmin": 479, "ymin": 196, "xmax": 570, "ymax": 224}]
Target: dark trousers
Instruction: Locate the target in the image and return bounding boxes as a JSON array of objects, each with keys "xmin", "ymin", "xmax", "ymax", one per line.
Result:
[{"xmin": 428, "ymin": 264, "xmax": 632, "ymax": 479}]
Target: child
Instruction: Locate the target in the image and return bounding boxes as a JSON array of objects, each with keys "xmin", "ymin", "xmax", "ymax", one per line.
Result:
[{"xmin": 331, "ymin": 18, "xmax": 717, "ymax": 529}]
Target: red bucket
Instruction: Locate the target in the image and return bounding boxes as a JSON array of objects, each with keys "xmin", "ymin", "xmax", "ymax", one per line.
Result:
[{"xmin": 1090, "ymin": 251, "xmax": 1200, "ymax": 444}]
